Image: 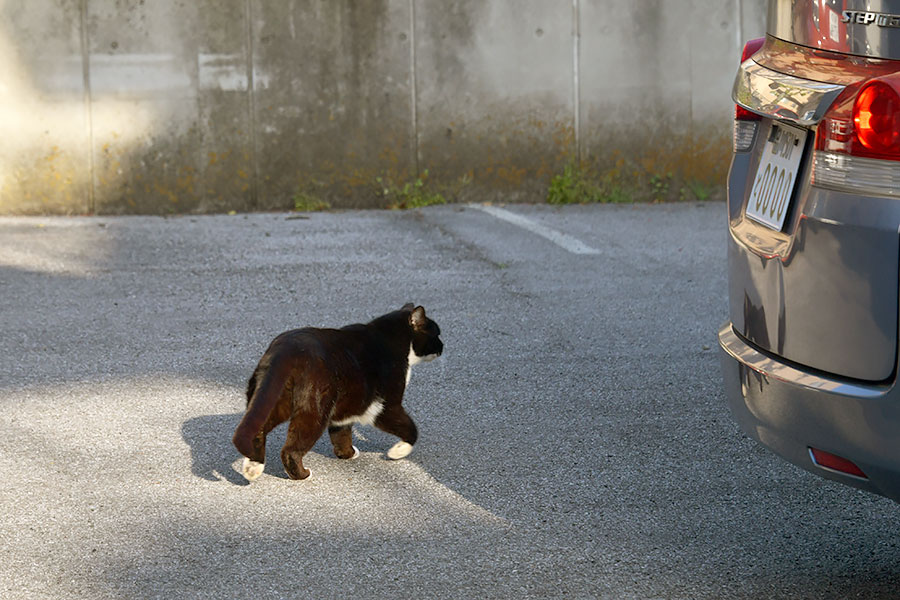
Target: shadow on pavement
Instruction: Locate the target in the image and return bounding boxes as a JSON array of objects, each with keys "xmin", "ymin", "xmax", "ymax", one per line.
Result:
[
  {"xmin": 180, "ymin": 410, "xmax": 416, "ymax": 485},
  {"xmin": 180, "ymin": 412, "xmax": 250, "ymax": 486}
]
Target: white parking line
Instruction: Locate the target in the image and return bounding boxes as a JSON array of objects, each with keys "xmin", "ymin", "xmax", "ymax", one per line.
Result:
[{"xmin": 470, "ymin": 204, "xmax": 600, "ymax": 255}]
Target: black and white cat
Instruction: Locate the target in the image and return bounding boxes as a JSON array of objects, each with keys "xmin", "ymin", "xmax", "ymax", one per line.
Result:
[{"xmin": 232, "ymin": 304, "xmax": 443, "ymax": 481}]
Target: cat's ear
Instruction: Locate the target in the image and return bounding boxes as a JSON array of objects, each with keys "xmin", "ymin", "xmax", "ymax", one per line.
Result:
[
  {"xmin": 410, "ymin": 306, "xmax": 426, "ymax": 330},
  {"xmin": 401, "ymin": 303, "xmax": 415, "ymax": 311}
]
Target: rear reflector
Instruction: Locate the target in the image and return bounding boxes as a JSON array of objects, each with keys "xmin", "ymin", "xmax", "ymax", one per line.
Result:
[{"xmin": 809, "ymin": 447, "xmax": 868, "ymax": 479}]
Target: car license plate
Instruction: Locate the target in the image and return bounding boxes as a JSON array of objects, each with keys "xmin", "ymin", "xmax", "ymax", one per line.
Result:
[{"xmin": 746, "ymin": 122, "xmax": 807, "ymax": 231}]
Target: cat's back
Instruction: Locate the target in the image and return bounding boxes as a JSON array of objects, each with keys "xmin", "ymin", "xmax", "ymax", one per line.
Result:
[{"xmin": 267, "ymin": 325, "xmax": 368, "ymax": 361}]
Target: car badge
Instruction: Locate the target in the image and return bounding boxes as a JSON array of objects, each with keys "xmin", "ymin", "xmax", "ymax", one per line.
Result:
[{"xmin": 842, "ymin": 11, "xmax": 900, "ymax": 27}]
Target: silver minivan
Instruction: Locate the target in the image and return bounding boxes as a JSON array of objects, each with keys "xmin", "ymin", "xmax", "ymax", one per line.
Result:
[{"xmin": 720, "ymin": 0, "xmax": 900, "ymax": 501}]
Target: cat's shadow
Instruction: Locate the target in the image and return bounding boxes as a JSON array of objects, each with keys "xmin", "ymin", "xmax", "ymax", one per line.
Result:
[
  {"xmin": 181, "ymin": 412, "xmax": 385, "ymax": 485},
  {"xmin": 181, "ymin": 412, "xmax": 252, "ymax": 485}
]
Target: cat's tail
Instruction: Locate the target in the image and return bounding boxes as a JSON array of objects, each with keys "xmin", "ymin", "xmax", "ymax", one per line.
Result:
[{"xmin": 232, "ymin": 357, "xmax": 291, "ymax": 458}]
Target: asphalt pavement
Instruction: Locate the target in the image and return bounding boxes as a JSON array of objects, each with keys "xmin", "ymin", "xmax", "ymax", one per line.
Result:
[{"xmin": 1, "ymin": 203, "xmax": 898, "ymax": 599}]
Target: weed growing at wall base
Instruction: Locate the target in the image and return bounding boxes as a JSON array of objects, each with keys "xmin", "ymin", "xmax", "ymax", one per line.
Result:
[
  {"xmin": 649, "ymin": 173, "xmax": 672, "ymax": 202},
  {"xmin": 377, "ymin": 170, "xmax": 446, "ymax": 210},
  {"xmin": 548, "ymin": 161, "xmax": 723, "ymax": 204},
  {"xmin": 547, "ymin": 163, "xmax": 632, "ymax": 205},
  {"xmin": 683, "ymin": 179, "xmax": 713, "ymax": 201},
  {"xmin": 547, "ymin": 164, "xmax": 588, "ymax": 204},
  {"xmin": 292, "ymin": 192, "xmax": 331, "ymax": 212}
]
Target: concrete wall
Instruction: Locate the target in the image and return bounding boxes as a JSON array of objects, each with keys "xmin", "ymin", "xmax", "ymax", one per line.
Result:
[{"xmin": 0, "ymin": 0, "xmax": 765, "ymax": 214}]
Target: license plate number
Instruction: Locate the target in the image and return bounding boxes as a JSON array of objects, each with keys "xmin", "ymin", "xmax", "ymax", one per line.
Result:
[{"xmin": 746, "ymin": 122, "xmax": 807, "ymax": 231}]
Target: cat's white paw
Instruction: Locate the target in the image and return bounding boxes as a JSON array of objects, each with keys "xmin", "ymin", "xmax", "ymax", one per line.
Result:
[
  {"xmin": 387, "ymin": 441, "xmax": 413, "ymax": 460},
  {"xmin": 241, "ymin": 458, "xmax": 264, "ymax": 481},
  {"xmin": 351, "ymin": 445, "xmax": 360, "ymax": 460}
]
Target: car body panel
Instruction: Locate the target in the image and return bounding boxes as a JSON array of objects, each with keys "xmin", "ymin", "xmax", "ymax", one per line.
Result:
[
  {"xmin": 769, "ymin": 0, "xmax": 900, "ymax": 59},
  {"xmin": 727, "ymin": 116, "xmax": 899, "ymax": 382},
  {"xmin": 753, "ymin": 37, "xmax": 900, "ymax": 86},
  {"xmin": 720, "ymin": 324, "xmax": 900, "ymax": 501}
]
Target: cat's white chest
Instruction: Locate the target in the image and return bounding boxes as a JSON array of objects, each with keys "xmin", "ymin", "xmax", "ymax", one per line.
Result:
[{"xmin": 407, "ymin": 342, "xmax": 438, "ymax": 378}]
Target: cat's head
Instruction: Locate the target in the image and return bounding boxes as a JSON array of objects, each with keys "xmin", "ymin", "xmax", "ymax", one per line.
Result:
[{"xmin": 404, "ymin": 304, "xmax": 443, "ymax": 363}]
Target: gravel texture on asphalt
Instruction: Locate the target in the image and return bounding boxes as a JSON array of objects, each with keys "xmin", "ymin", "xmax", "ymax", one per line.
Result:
[{"xmin": 1, "ymin": 204, "xmax": 898, "ymax": 599}]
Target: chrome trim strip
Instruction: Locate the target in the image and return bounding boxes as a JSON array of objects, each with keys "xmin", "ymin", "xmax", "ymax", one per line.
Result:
[
  {"xmin": 732, "ymin": 58, "xmax": 844, "ymax": 126},
  {"xmin": 718, "ymin": 322, "xmax": 886, "ymax": 399}
]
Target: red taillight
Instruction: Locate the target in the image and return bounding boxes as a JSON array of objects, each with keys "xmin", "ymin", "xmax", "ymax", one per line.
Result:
[
  {"xmin": 736, "ymin": 37, "xmax": 766, "ymax": 121},
  {"xmin": 741, "ymin": 37, "xmax": 766, "ymax": 63},
  {"xmin": 816, "ymin": 74, "xmax": 900, "ymax": 161},
  {"xmin": 853, "ymin": 81, "xmax": 900, "ymax": 154},
  {"xmin": 809, "ymin": 447, "xmax": 868, "ymax": 479},
  {"xmin": 735, "ymin": 105, "xmax": 762, "ymax": 122}
]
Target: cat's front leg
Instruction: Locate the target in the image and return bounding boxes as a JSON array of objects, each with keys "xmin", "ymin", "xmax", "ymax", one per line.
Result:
[
  {"xmin": 328, "ymin": 425, "xmax": 360, "ymax": 460},
  {"xmin": 374, "ymin": 407, "xmax": 418, "ymax": 460}
]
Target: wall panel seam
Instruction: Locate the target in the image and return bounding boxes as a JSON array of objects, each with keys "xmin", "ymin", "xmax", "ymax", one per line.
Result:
[
  {"xmin": 245, "ymin": 0, "xmax": 259, "ymax": 208},
  {"xmin": 80, "ymin": 0, "xmax": 95, "ymax": 214},
  {"xmin": 409, "ymin": 0, "xmax": 420, "ymax": 178},
  {"xmin": 573, "ymin": 0, "xmax": 581, "ymax": 165}
]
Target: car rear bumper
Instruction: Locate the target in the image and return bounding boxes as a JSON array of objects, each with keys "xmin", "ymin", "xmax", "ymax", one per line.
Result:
[{"xmin": 718, "ymin": 321, "xmax": 900, "ymax": 501}]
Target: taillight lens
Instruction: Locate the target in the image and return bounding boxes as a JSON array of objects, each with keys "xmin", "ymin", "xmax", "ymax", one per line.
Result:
[
  {"xmin": 735, "ymin": 37, "xmax": 766, "ymax": 122},
  {"xmin": 853, "ymin": 81, "xmax": 900, "ymax": 155},
  {"xmin": 812, "ymin": 74, "xmax": 900, "ymax": 196},
  {"xmin": 816, "ymin": 74, "xmax": 900, "ymax": 161}
]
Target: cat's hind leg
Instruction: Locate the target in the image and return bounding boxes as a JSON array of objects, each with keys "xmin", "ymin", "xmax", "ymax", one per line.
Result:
[
  {"xmin": 374, "ymin": 407, "xmax": 418, "ymax": 460},
  {"xmin": 240, "ymin": 408, "xmax": 286, "ymax": 482},
  {"xmin": 241, "ymin": 426, "xmax": 269, "ymax": 481},
  {"xmin": 328, "ymin": 425, "xmax": 360, "ymax": 460},
  {"xmin": 281, "ymin": 410, "xmax": 329, "ymax": 480},
  {"xmin": 239, "ymin": 373, "xmax": 293, "ymax": 482},
  {"xmin": 242, "ymin": 457, "xmax": 265, "ymax": 481}
]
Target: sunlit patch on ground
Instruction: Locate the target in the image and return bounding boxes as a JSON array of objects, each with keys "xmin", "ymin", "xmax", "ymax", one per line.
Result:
[{"xmin": 0, "ymin": 375, "xmax": 511, "ymax": 597}]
